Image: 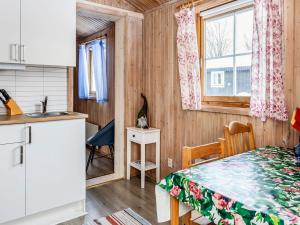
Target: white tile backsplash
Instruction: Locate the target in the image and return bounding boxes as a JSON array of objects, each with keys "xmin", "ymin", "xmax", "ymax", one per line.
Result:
[{"xmin": 0, "ymin": 66, "xmax": 68, "ymax": 115}]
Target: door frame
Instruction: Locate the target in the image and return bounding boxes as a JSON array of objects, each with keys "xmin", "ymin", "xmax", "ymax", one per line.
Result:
[{"xmin": 76, "ymin": 0, "xmax": 143, "ymax": 188}]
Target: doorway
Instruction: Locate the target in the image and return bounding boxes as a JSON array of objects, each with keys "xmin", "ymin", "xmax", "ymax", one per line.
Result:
[{"xmin": 75, "ymin": 0, "xmax": 141, "ymax": 187}]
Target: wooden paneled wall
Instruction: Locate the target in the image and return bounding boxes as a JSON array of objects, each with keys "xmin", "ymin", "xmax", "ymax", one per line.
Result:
[
  {"xmin": 294, "ymin": 0, "xmax": 300, "ymax": 144},
  {"xmin": 74, "ymin": 24, "xmax": 115, "ymax": 127},
  {"xmin": 124, "ymin": 16, "xmax": 144, "ymax": 175},
  {"xmin": 124, "ymin": 16, "xmax": 144, "ymax": 128},
  {"xmin": 87, "ymin": 0, "xmax": 140, "ymax": 12},
  {"xmin": 143, "ymin": 0, "xmax": 298, "ymax": 178}
]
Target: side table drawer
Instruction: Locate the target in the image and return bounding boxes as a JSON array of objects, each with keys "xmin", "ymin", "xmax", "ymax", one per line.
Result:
[
  {"xmin": 143, "ymin": 132, "xmax": 160, "ymax": 144},
  {"xmin": 128, "ymin": 130, "xmax": 143, "ymax": 143}
]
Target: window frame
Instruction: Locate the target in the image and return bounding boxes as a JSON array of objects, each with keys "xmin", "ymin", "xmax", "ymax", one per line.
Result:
[
  {"xmin": 86, "ymin": 37, "xmax": 107, "ymax": 99},
  {"xmin": 88, "ymin": 48, "xmax": 96, "ymax": 98},
  {"xmin": 197, "ymin": 5, "xmax": 253, "ymax": 108}
]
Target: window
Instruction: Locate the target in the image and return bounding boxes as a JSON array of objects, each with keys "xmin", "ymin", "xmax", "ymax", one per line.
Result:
[
  {"xmin": 88, "ymin": 48, "xmax": 96, "ymax": 96},
  {"xmin": 86, "ymin": 38, "xmax": 107, "ymax": 98},
  {"xmin": 199, "ymin": 4, "xmax": 253, "ymax": 107}
]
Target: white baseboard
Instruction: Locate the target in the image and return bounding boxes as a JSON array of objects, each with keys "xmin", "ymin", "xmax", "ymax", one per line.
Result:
[{"xmin": 2, "ymin": 200, "xmax": 86, "ymax": 225}]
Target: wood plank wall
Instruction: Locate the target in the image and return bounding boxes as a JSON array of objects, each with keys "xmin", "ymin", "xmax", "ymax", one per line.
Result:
[
  {"xmin": 294, "ymin": 0, "xmax": 300, "ymax": 145},
  {"xmin": 74, "ymin": 24, "xmax": 115, "ymax": 127},
  {"xmin": 124, "ymin": 16, "xmax": 144, "ymax": 129},
  {"xmin": 124, "ymin": 16, "xmax": 144, "ymax": 175},
  {"xmin": 143, "ymin": 0, "xmax": 298, "ymax": 178},
  {"xmin": 87, "ymin": 0, "xmax": 140, "ymax": 12}
]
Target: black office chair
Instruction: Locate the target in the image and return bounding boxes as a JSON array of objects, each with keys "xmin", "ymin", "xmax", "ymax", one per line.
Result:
[{"xmin": 86, "ymin": 120, "xmax": 114, "ymax": 172}]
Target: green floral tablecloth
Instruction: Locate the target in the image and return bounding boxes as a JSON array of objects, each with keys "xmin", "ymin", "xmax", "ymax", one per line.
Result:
[{"xmin": 159, "ymin": 146, "xmax": 300, "ymax": 225}]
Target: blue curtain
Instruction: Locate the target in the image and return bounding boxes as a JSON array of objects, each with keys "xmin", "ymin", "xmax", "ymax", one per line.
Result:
[
  {"xmin": 78, "ymin": 44, "xmax": 89, "ymax": 99},
  {"xmin": 90, "ymin": 40, "xmax": 108, "ymax": 103}
]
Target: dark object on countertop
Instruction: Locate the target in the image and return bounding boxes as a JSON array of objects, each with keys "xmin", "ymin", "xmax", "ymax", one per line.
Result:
[
  {"xmin": 0, "ymin": 89, "xmax": 23, "ymax": 115},
  {"xmin": 0, "ymin": 89, "xmax": 9, "ymax": 104},
  {"xmin": 41, "ymin": 96, "xmax": 48, "ymax": 114},
  {"xmin": 136, "ymin": 93, "xmax": 149, "ymax": 129},
  {"xmin": 86, "ymin": 120, "xmax": 115, "ymax": 172},
  {"xmin": 0, "ymin": 89, "xmax": 11, "ymax": 101},
  {"xmin": 0, "ymin": 96, "xmax": 5, "ymax": 105}
]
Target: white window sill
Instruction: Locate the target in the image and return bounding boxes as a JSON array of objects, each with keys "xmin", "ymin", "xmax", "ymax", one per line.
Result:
[
  {"xmin": 87, "ymin": 95, "xmax": 96, "ymax": 100},
  {"xmin": 200, "ymin": 105, "xmax": 250, "ymax": 116}
]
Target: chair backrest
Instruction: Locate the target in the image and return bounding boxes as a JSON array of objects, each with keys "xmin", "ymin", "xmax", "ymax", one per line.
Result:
[
  {"xmin": 87, "ymin": 120, "xmax": 115, "ymax": 146},
  {"xmin": 224, "ymin": 121, "xmax": 256, "ymax": 156},
  {"xmin": 182, "ymin": 139, "xmax": 226, "ymax": 169}
]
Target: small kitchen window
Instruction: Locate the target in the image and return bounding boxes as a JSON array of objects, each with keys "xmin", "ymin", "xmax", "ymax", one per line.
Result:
[{"xmin": 198, "ymin": 1, "xmax": 253, "ymax": 107}]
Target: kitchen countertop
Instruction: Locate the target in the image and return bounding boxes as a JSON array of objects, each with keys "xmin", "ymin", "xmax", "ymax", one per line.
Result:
[{"xmin": 0, "ymin": 112, "xmax": 88, "ymax": 125}]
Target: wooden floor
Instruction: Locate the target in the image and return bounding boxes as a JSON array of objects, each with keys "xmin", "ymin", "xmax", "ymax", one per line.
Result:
[
  {"xmin": 60, "ymin": 177, "xmax": 167, "ymax": 225},
  {"xmin": 86, "ymin": 148, "xmax": 114, "ymax": 179}
]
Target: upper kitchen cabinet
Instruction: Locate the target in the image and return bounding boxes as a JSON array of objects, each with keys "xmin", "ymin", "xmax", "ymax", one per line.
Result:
[
  {"xmin": 0, "ymin": 0, "xmax": 21, "ymax": 64},
  {"xmin": 21, "ymin": 0, "xmax": 76, "ymax": 66},
  {"xmin": 0, "ymin": 0, "xmax": 76, "ymax": 67}
]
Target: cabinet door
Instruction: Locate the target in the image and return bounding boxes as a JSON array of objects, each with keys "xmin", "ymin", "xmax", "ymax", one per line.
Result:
[
  {"xmin": 0, "ymin": 0, "xmax": 21, "ymax": 64},
  {"xmin": 26, "ymin": 120, "xmax": 85, "ymax": 215},
  {"xmin": 21, "ymin": 0, "xmax": 76, "ymax": 66},
  {"xmin": 0, "ymin": 143, "xmax": 25, "ymax": 223}
]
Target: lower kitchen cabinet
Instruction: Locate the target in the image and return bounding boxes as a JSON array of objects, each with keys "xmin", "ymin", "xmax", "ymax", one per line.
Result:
[
  {"xmin": 25, "ymin": 119, "xmax": 86, "ymax": 215},
  {"xmin": 0, "ymin": 118, "xmax": 86, "ymax": 224},
  {"xmin": 0, "ymin": 143, "xmax": 25, "ymax": 223}
]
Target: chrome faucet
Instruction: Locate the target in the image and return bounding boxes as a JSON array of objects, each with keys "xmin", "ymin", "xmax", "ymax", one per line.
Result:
[{"xmin": 41, "ymin": 96, "xmax": 48, "ymax": 114}]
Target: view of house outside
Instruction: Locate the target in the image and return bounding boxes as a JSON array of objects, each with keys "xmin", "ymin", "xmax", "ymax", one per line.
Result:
[{"xmin": 204, "ymin": 7, "xmax": 253, "ymax": 97}]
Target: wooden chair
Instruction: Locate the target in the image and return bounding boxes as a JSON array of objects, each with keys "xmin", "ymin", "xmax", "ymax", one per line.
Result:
[
  {"xmin": 178, "ymin": 139, "xmax": 226, "ymax": 225},
  {"xmin": 182, "ymin": 139, "xmax": 226, "ymax": 170},
  {"xmin": 224, "ymin": 121, "xmax": 256, "ymax": 156}
]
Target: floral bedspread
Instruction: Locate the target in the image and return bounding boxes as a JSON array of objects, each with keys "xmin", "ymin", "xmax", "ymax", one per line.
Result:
[{"xmin": 159, "ymin": 146, "xmax": 300, "ymax": 225}]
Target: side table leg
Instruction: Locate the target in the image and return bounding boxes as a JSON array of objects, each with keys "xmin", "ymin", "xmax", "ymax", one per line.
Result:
[
  {"xmin": 127, "ymin": 140, "xmax": 131, "ymax": 180},
  {"xmin": 141, "ymin": 143, "xmax": 145, "ymax": 188},
  {"xmin": 156, "ymin": 139, "xmax": 160, "ymax": 183}
]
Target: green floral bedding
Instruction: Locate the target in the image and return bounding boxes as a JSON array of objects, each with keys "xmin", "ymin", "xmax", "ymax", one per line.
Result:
[{"xmin": 159, "ymin": 146, "xmax": 300, "ymax": 225}]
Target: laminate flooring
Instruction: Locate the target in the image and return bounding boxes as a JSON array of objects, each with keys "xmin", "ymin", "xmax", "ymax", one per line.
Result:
[
  {"xmin": 86, "ymin": 148, "xmax": 114, "ymax": 179},
  {"xmin": 60, "ymin": 177, "xmax": 168, "ymax": 225}
]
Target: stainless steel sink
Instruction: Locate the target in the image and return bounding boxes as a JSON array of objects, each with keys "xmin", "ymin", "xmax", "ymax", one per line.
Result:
[
  {"xmin": 26, "ymin": 112, "xmax": 46, "ymax": 118},
  {"xmin": 26, "ymin": 112, "xmax": 70, "ymax": 118},
  {"xmin": 46, "ymin": 112, "xmax": 69, "ymax": 117}
]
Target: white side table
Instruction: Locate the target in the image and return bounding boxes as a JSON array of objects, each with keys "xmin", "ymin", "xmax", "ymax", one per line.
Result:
[{"xmin": 126, "ymin": 127, "xmax": 160, "ymax": 188}]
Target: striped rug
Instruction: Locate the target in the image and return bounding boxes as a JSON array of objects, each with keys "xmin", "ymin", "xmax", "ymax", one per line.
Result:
[{"xmin": 93, "ymin": 208, "xmax": 152, "ymax": 225}]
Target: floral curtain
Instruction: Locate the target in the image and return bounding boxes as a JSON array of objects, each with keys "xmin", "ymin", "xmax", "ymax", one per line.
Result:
[
  {"xmin": 250, "ymin": 0, "xmax": 288, "ymax": 121},
  {"xmin": 175, "ymin": 8, "xmax": 201, "ymax": 110}
]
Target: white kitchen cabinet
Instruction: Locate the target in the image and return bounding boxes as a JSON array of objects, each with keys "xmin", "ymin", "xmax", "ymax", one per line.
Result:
[
  {"xmin": 21, "ymin": 0, "xmax": 76, "ymax": 66},
  {"xmin": 25, "ymin": 119, "xmax": 85, "ymax": 215},
  {"xmin": 0, "ymin": 0, "xmax": 21, "ymax": 64},
  {"xmin": 0, "ymin": 0, "xmax": 75, "ymax": 67},
  {"xmin": 0, "ymin": 143, "xmax": 26, "ymax": 223}
]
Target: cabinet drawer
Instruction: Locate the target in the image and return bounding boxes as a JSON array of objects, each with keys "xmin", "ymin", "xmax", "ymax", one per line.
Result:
[
  {"xmin": 0, "ymin": 124, "xmax": 25, "ymax": 144},
  {"xmin": 127, "ymin": 130, "xmax": 143, "ymax": 143}
]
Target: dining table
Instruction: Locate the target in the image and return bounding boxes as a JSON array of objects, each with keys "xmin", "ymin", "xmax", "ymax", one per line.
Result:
[{"xmin": 156, "ymin": 146, "xmax": 300, "ymax": 225}]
